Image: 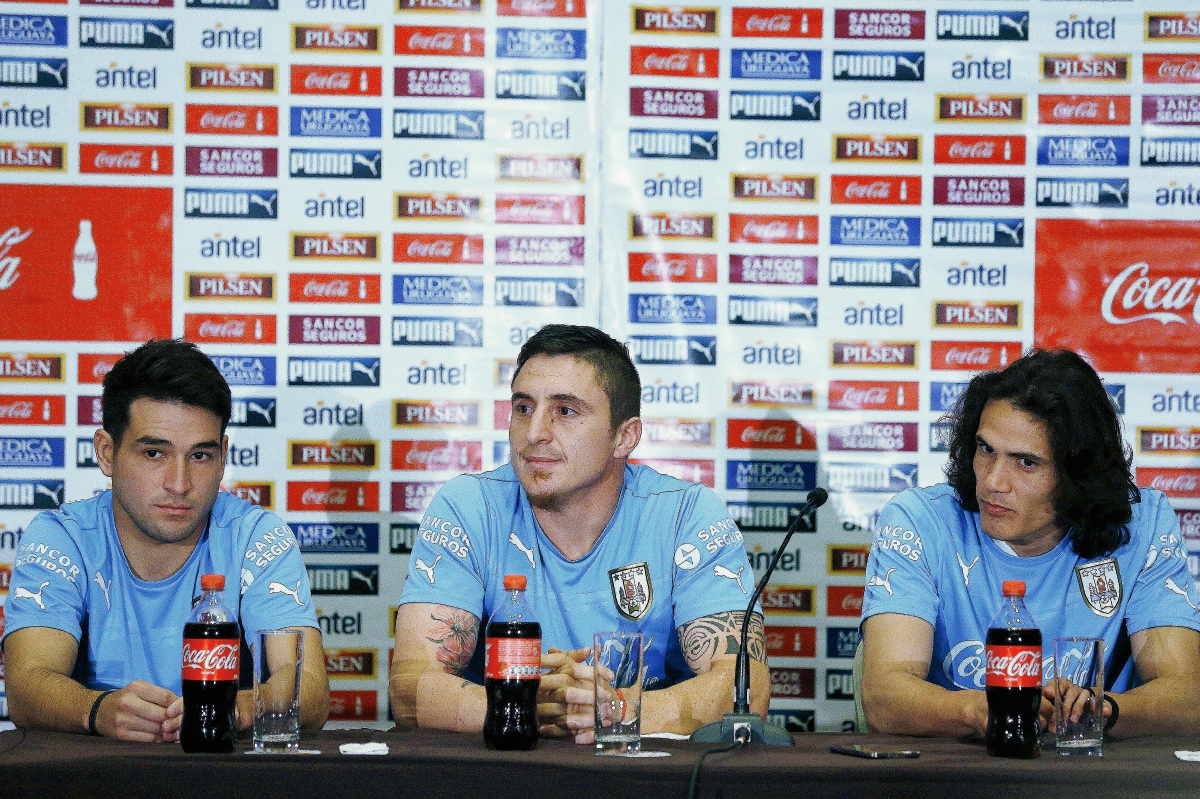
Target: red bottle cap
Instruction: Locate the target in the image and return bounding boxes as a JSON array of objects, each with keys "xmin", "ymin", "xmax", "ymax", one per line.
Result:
[
  {"xmin": 200, "ymin": 573, "xmax": 226, "ymax": 591},
  {"xmin": 503, "ymin": 574, "xmax": 527, "ymax": 591},
  {"xmin": 1001, "ymin": 580, "xmax": 1026, "ymax": 596}
]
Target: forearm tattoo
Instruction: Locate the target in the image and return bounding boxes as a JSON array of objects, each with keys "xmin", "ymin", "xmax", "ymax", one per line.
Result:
[
  {"xmin": 426, "ymin": 605, "xmax": 479, "ymax": 674},
  {"xmin": 678, "ymin": 611, "xmax": 766, "ymax": 672}
]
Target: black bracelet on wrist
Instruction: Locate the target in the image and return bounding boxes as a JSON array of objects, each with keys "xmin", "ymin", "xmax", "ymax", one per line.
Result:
[
  {"xmin": 1103, "ymin": 694, "xmax": 1119, "ymax": 732},
  {"xmin": 88, "ymin": 690, "xmax": 115, "ymax": 736}
]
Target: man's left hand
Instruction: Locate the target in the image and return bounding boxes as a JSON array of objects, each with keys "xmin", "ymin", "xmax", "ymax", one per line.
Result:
[{"xmin": 538, "ymin": 648, "xmax": 594, "ymax": 744}]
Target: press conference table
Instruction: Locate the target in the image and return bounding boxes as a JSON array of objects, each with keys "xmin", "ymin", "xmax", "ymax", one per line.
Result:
[{"xmin": 2, "ymin": 727, "xmax": 1198, "ymax": 799}]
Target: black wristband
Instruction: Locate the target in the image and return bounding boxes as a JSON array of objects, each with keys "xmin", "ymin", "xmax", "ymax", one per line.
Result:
[
  {"xmin": 88, "ymin": 690, "xmax": 114, "ymax": 736},
  {"xmin": 1103, "ymin": 694, "xmax": 1119, "ymax": 732}
]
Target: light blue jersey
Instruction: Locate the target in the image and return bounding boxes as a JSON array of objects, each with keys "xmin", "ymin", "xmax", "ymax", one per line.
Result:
[
  {"xmin": 862, "ymin": 484, "xmax": 1200, "ymax": 692},
  {"xmin": 2, "ymin": 490, "xmax": 317, "ymax": 694},
  {"xmin": 399, "ymin": 463, "xmax": 755, "ymax": 689}
]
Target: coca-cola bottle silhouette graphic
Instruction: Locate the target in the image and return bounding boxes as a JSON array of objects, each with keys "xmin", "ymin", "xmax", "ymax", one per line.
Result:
[{"xmin": 72, "ymin": 220, "xmax": 98, "ymax": 301}]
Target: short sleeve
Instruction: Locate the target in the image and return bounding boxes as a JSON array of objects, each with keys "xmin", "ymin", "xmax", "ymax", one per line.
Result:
[
  {"xmin": 861, "ymin": 490, "xmax": 940, "ymax": 627},
  {"xmin": 398, "ymin": 476, "xmax": 488, "ymax": 618},
  {"xmin": 1123, "ymin": 491, "xmax": 1200, "ymax": 636},
  {"xmin": 238, "ymin": 512, "xmax": 319, "ymax": 635},
  {"xmin": 670, "ymin": 485, "xmax": 758, "ymax": 626},
  {"xmin": 2, "ymin": 511, "xmax": 88, "ymax": 643}
]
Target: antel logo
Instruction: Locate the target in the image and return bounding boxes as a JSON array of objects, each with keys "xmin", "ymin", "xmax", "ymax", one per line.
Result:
[
  {"xmin": 834, "ymin": 9, "xmax": 924, "ymax": 41},
  {"xmin": 289, "ymin": 273, "xmax": 380, "ymax": 304},
  {"xmin": 292, "ymin": 24, "xmax": 379, "ymax": 52},
  {"xmin": 289, "ymin": 440, "xmax": 378, "ymax": 469},
  {"xmin": 394, "ymin": 233, "xmax": 483, "ymax": 264},
  {"xmin": 934, "ymin": 134, "xmax": 1026, "ymax": 165},
  {"xmin": 833, "ymin": 134, "xmax": 920, "ymax": 162},
  {"xmin": 760, "ymin": 585, "xmax": 816, "ymax": 615},
  {"xmin": 630, "ymin": 46, "xmax": 718, "ymax": 78},
  {"xmin": 287, "ymin": 481, "xmax": 379, "ymax": 512},
  {"xmin": 1035, "ymin": 219, "xmax": 1200, "ymax": 372},
  {"xmin": 393, "ymin": 400, "xmax": 479, "ymax": 428},
  {"xmin": 727, "ymin": 418, "xmax": 817, "ymax": 451},
  {"xmin": 188, "ymin": 63, "xmax": 275, "ymax": 91},
  {"xmin": 830, "ymin": 175, "xmax": 920, "ymax": 205},
  {"xmin": 764, "ymin": 625, "xmax": 816, "ymax": 657},
  {"xmin": 395, "ymin": 25, "xmax": 485, "ymax": 57},
  {"xmin": 1041, "ymin": 53, "xmax": 1130, "ymax": 82},
  {"xmin": 1144, "ymin": 53, "xmax": 1200, "ymax": 85},
  {"xmin": 184, "ymin": 313, "xmax": 276, "ymax": 344},
  {"xmin": 729, "ymin": 380, "xmax": 814, "ymax": 408},
  {"xmin": 80, "ymin": 102, "xmax": 171, "ymax": 132},
  {"xmin": 936, "ymin": 93, "xmax": 1025, "ymax": 122},
  {"xmin": 629, "ymin": 252, "xmax": 717, "ymax": 283},
  {"xmin": 828, "ymin": 545, "xmax": 871, "ymax": 574},
  {"xmin": 291, "ymin": 65, "xmax": 381, "ymax": 96},
  {"xmin": 224, "ymin": 481, "xmax": 273, "ymax": 509},
  {"xmin": 732, "ymin": 8, "xmax": 821, "ymax": 38},
  {"xmin": 79, "ymin": 144, "xmax": 171, "ymax": 175},
  {"xmin": 830, "ymin": 341, "xmax": 917, "ymax": 368},
  {"xmin": 0, "ymin": 395, "xmax": 64, "ymax": 424},
  {"xmin": 930, "ymin": 340, "xmax": 1021, "ymax": 371},
  {"xmin": 1136, "ymin": 467, "xmax": 1200, "ymax": 498},
  {"xmin": 828, "ymin": 380, "xmax": 917, "ymax": 411},
  {"xmin": 729, "ymin": 214, "xmax": 817, "ymax": 244},
  {"xmin": 185, "ymin": 104, "xmax": 277, "ymax": 135},
  {"xmin": 1039, "ymin": 94, "xmax": 1130, "ymax": 125},
  {"xmin": 0, "ymin": 142, "xmax": 65, "ymax": 171},
  {"xmin": 630, "ymin": 213, "xmax": 715, "ymax": 241},
  {"xmin": 392, "ymin": 439, "xmax": 482, "ymax": 472},
  {"xmin": 497, "ymin": 0, "xmax": 585, "ymax": 18},
  {"xmin": 1147, "ymin": 15, "xmax": 1200, "ymax": 42},
  {"xmin": 827, "ymin": 585, "xmax": 865, "ymax": 617}
]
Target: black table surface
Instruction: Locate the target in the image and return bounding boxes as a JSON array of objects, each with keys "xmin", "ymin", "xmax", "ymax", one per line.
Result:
[{"xmin": 3, "ymin": 726, "xmax": 1200, "ymax": 799}]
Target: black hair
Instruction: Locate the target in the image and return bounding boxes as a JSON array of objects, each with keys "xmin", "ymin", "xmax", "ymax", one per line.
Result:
[
  {"xmin": 102, "ymin": 339, "xmax": 232, "ymax": 445},
  {"xmin": 513, "ymin": 325, "xmax": 641, "ymax": 429},
  {"xmin": 944, "ymin": 349, "xmax": 1138, "ymax": 559}
]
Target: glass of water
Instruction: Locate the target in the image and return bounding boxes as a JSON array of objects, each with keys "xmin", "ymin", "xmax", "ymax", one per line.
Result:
[
  {"xmin": 593, "ymin": 631, "xmax": 644, "ymax": 755},
  {"xmin": 1053, "ymin": 637, "xmax": 1104, "ymax": 756},
  {"xmin": 253, "ymin": 629, "xmax": 304, "ymax": 752}
]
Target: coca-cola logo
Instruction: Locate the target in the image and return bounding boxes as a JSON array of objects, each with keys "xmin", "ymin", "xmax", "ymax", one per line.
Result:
[
  {"xmin": 985, "ymin": 647, "xmax": 1041, "ymax": 686},
  {"xmin": 839, "ymin": 387, "xmax": 887, "ymax": 405},
  {"xmin": 845, "ymin": 181, "xmax": 890, "ymax": 199},
  {"xmin": 303, "ymin": 487, "xmax": 348, "ymax": 505},
  {"xmin": 1102, "ymin": 262, "xmax": 1200, "ymax": 326},
  {"xmin": 93, "ymin": 150, "xmax": 142, "ymax": 169},
  {"xmin": 641, "ymin": 257, "xmax": 687, "ymax": 278},
  {"xmin": 742, "ymin": 425, "xmax": 786, "ymax": 443},
  {"xmin": 408, "ymin": 239, "xmax": 453, "ymax": 257},
  {"xmin": 948, "ymin": 141, "xmax": 995, "ymax": 159},
  {"xmin": 198, "ymin": 320, "xmax": 246, "ymax": 338},
  {"xmin": 409, "ymin": 31, "xmax": 456, "ymax": 50},
  {"xmin": 405, "ymin": 446, "xmax": 459, "ymax": 466},
  {"xmin": 181, "ymin": 642, "xmax": 239, "ymax": 675},
  {"xmin": 92, "ymin": 359, "xmax": 116, "ymax": 378},
  {"xmin": 743, "ymin": 220, "xmax": 791, "ymax": 240},
  {"xmin": 747, "ymin": 14, "xmax": 791, "ymax": 32},
  {"xmin": 944, "ymin": 346, "xmax": 991, "ymax": 365},
  {"xmin": 0, "ymin": 226, "xmax": 32, "ymax": 291},
  {"xmin": 201, "ymin": 111, "xmax": 246, "ymax": 129},
  {"xmin": 644, "ymin": 53, "xmax": 689, "ymax": 71},
  {"xmin": 304, "ymin": 279, "xmax": 349, "ymax": 298},
  {"xmin": 1152, "ymin": 474, "xmax": 1199, "ymax": 491},
  {"xmin": 512, "ymin": 0, "xmax": 555, "ymax": 11},
  {"xmin": 0, "ymin": 401, "xmax": 33, "ymax": 419},
  {"xmin": 305, "ymin": 71, "xmax": 351, "ymax": 90},
  {"xmin": 1053, "ymin": 101, "xmax": 1098, "ymax": 120},
  {"xmin": 841, "ymin": 594, "xmax": 862, "ymax": 610},
  {"xmin": 1160, "ymin": 60, "xmax": 1200, "ymax": 80},
  {"xmin": 942, "ymin": 640, "xmax": 986, "ymax": 689}
]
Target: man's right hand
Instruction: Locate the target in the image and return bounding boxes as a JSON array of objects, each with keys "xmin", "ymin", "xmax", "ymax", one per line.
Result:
[
  {"xmin": 537, "ymin": 647, "xmax": 594, "ymax": 743},
  {"xmin": 93, "ymin": 681, "xmax": 183, "ymax": 743}
]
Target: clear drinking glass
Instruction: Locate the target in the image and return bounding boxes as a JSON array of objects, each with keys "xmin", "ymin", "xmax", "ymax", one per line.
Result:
[
  {"xmin": 253, "ymin": 629, "xmax": 303, "ymax": 752},
  {"xmin": 593, "ymin": 631, "xmax": 644, "ymax": 755},
  {"xmin": 1053, "ymin": 636, "xmax": 1104, "ymax": 756}
]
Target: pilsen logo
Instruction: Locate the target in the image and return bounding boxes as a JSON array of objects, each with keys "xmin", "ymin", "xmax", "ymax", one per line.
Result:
[
  {"xmin": 828, "ymin": 380, "xmax": 917, "ymax": 411},
  {"xmin": 292, "ymin": 24, "xmax": 379, "ymax": 53},
  {"xmin": 290, "ymin": 65, "xmax": 381, "ymax": 96},
  {"xmin": 833, "ymin": 134, "xmax": 920, "ymax": 162},
  {"xmin": 0, "ymin": 57, "xmax": 68, "ymax": 89},
  {"xmin": 1140, "ymin": 428, "xmax": 1200, "ymax": 454},
  {"xmin": 830, "ymin": 341, "xmax": 917, "ymax": 368},
  {"xmin": 0, "ymin": 395, "xmax": 65, "ymax": 424},
  {"xmin": 732, "ymin": 8, "xmax": 820, "ymax": 38},
  {"xmin": 729, "ymin": 254, "xmax": 817, "ymax": 286},
  {"xmin": 79, "ymin": 144, "xmax": 171, "ymax": 175},
  {"xmin": 628, "ymin": 252, "xmax": 717, "ymax": 283},
  {"xmin": 0, "ymin": 142, "xmax": 64, "ymax": 171},
  {"xmin": 831, "ymin": 175, "xmax": 920, "ymax": 205},
  {"xmin": 496, "ymin": 0, "xmax": 586, "ymax": 18},
  {"xmin": 185, "ymin": 104, "xmax": 277, "ymax": 135},
  {"xmin": 642, "ymin": 418, "xmax": 713, "ymax": 446},
  {"xmin": 1041, "ymin": 54, "xmax": 1130, "ymax": 82},
  {"xmin": 392, "ymin": 400, "xmax": 479, "ymax": 428},
  {"xmin": 497, "ymin": 153, "xmax": 584, "ymax": 182},
  {"xmin": 287, "ymin": 481, "xmax": 379, "ymax": 512},
  {"xmin": 727, "ymin": 419, "xmax": 816, "ymax": 451},
  {"xmin": 187, "ymin": 272, "xmax": 274, "ymax": 300},
  {"xmin": 394, "ymin": 26, "xmax": 485, "ymax": 57},
  {"xmin": 0, "ymin": 354, "xmax": 64, "ymax": 381},
  {"xmin": 289, "ymin": 273, "xmax": 380, "ymax": 303},
  {"xmin": 496, "ymin": 194, "xmax": 584, "ymax": 225},
  {"xmin": 325, "ymin": 648, "xmax": 377, "ymax": 679},
  {"xmin": 933, "ymin": 301, "xmax": 1021, "ymax": 328},
  {"xmin": 761, "ymin": 585, "xmax": 815, "ymax": 614},
  {"xmin": 1144, "ymin": 54, "xmax": 1200, "ymax": 85},
  {"xmin": 729, "ymin": 380, "xmax": 814, "ymax": 408},
  {"xmin": 497, "ymin": 235, "xmax": 583, "ymax": 266},
  {"xmin": 188, "ymin": 63, "xmax": 276, "ymax": 91},
  {"xmin": 291, "ymin": 233, "xmax": 379, "ymax": 261},
  {"xmin": 834, "ymin": 9, "xmax": 924, "ymax": 40},
  {"xmin": 289, "ymin": 315, "xmax": 381, "ymax": 345},
  {"xmin": 933, "ymin": 176, "xmax": 1024, "ymax": 207},
  {"xmin": 1039, "ymin": 94, "xmax": 1130, "ymax": 125},
  {"xmin": 930, "ymin": 341, "xmax": 1020, "ymax": 371},
  {"xmin": 394, "ymin": 233, "xmax": 483, "ymax": 264},
  {"xmin": 185, "ymin": 146, "xmax": 277, "ymax": 177},
  {"xmin": 394, "ymin": 67, "xmax": 484, "ymax": 98},
  {"xmin": 1146, "ymin": 14, "xmax": 1200, "ymax": 42},
  {"xmin": 629, "ymin": 213, "xmax": 714, "ymax": 241},
  {"xmin": 397, "ymin": 0, "xmax": 481, "ymax": 10},
  {"xmin": 828, "ymin": 545, "xmax": 872, "ymax": 574},
  {"xmin": 80, "ymin": 102, "xmax": 170, "ymax": 132},
  {"xmin": 934, "ymin": 134, "xmax": 1025, "ymax": 165},
  {"xmin": 630, "ymin": 46, "xmax": 718, "ymax": 78},
  {"xmin": 936, "ymin": 94, "xmax": 1025, "ymax": 122},
  {"xmin": 289, "ymin": 440, "xmax": 378, "ymax": 469},
  {"xmin": 184, "ymin": 314, "xmax": 275, "ymax": 344},
  {"xmin": 729, "ymin": 214, "xmax": 817, "ymax": 244},
  {"xmin": 1136, "ymin": 467, "xmax": 1200, "ymax": 498},
  {"xmin": 392, "ymin": 440, "xmax": 482, "ymax": 472},
  {"xmin": 395, "ymin": 194, "xmax": 480, "ymax": 220},
  {"xmin": 731, "ymin": 174, "xmax": 817, "ymax": 202},
  {"xmin": 632, "ymin": 7, "xmax": 717, "ymax": 34}
]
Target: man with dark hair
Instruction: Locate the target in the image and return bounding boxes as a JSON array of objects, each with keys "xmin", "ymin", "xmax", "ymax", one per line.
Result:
[
  {"xmin": 3, "ymin": 339, "xmax": 329, "ymax": 741},
  {"xmin": 390, "ymin": 324, "xmax": 767, "ymax": 741},
  {"xmin": 861, "ymin": 349, "xmax": 1200, "ymax": 738}
]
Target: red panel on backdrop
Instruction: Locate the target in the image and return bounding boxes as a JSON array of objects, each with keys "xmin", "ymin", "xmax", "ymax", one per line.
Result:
[
  {"xmin": 1035, "ymin": 219, "xmax": 1200, "ymax": 373},
  {"xmin": 0, "ymin": 184, "xmax": 172, "ymax": 342}
]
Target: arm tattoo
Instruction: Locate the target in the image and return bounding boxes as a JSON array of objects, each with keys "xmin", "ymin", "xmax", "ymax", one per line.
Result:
[
  {"xmin": 679, "ymin": 611, "xmax": 766, "ymax": 673},
  {"xmin": 426, "ymin": 605, "xmax": 480, "ymax": 674}
]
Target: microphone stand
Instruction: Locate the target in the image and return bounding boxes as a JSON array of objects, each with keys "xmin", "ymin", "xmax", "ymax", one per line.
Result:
[{"xmin": 690, "ymin": 487, "xmax": 829, "ymax": 746}]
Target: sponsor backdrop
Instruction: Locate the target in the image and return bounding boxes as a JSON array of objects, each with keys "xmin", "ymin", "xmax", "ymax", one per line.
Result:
[{"xmin": 0, "ymin": 0, "xmax": 1198, "ymax": 734}]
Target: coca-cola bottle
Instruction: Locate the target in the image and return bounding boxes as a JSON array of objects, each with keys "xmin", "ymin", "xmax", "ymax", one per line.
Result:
[
  {"xmin": 985, "ymin": 580, "xmax": 1042, "ymax": 758},
  {"xmin": 483, "ymin": 574, "xmax": 541, "ymax": 751},
  {"xmin": 181, "ymin": 573, "xmax": 240, "ymax": 753}
]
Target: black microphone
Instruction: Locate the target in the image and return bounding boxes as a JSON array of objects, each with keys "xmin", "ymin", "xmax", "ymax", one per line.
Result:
[{"xmin": 690, "ymin": 486, "xmax": 829, "ymax": 746}]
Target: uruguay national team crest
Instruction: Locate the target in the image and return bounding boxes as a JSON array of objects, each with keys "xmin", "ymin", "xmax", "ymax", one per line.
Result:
[
  {"xmin": 1076, "ymin": 558, "xmax": 1122, "ymax": 618},
  {"xmin": 610, "ymin": 562, "xmax": 653, "ymax": 621}
]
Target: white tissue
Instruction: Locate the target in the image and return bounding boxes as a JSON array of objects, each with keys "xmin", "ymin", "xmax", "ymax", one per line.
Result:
[{"xmin": 340, "ymin": 742, "xmax": 390, "ymax": 755}]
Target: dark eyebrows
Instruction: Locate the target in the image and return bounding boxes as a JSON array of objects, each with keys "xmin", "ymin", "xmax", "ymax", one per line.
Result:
[
  {"xmin": 975, "ymin": 433, "xmax": 1047, "ymax": 464},
  {"xmin": 509, "ymin": 391, "xmax": 593, "ymax": 412},
  {"xmin": 133, "ymin": 436, "xmax": 221, "ymax": 451}
]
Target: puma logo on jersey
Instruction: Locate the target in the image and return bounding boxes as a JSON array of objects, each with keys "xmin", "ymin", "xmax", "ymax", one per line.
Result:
[
  {"xmin": 867, "ymin": 567, "xmax": 896, "ymax": 597},
  {"xmin": 269, "ymin": 580, "xmax": 305, "ymax": 606},
  {"xmin": 14, "ymin": 580, "xmax": 50, "ymax": 610},
  {"xmin": 415, "ymin": 555, "xmax": 442, "ymax": 584},
  {"xmin": 509, "ymin": 532, "xmax": 536, "ymax": 568}
]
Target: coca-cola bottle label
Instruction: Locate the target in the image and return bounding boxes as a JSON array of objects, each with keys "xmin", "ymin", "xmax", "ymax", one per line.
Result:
[
  {"xmin": 985, "ymin": 645, "xmax": 1041, "ymax": 688},
  {"xmin": 182, "ymin": 638, "xmax": 240, "ymax": 681},
  {"xmin": 484, "ymin": 637, "xmax": 541, "ymax": 680}
]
